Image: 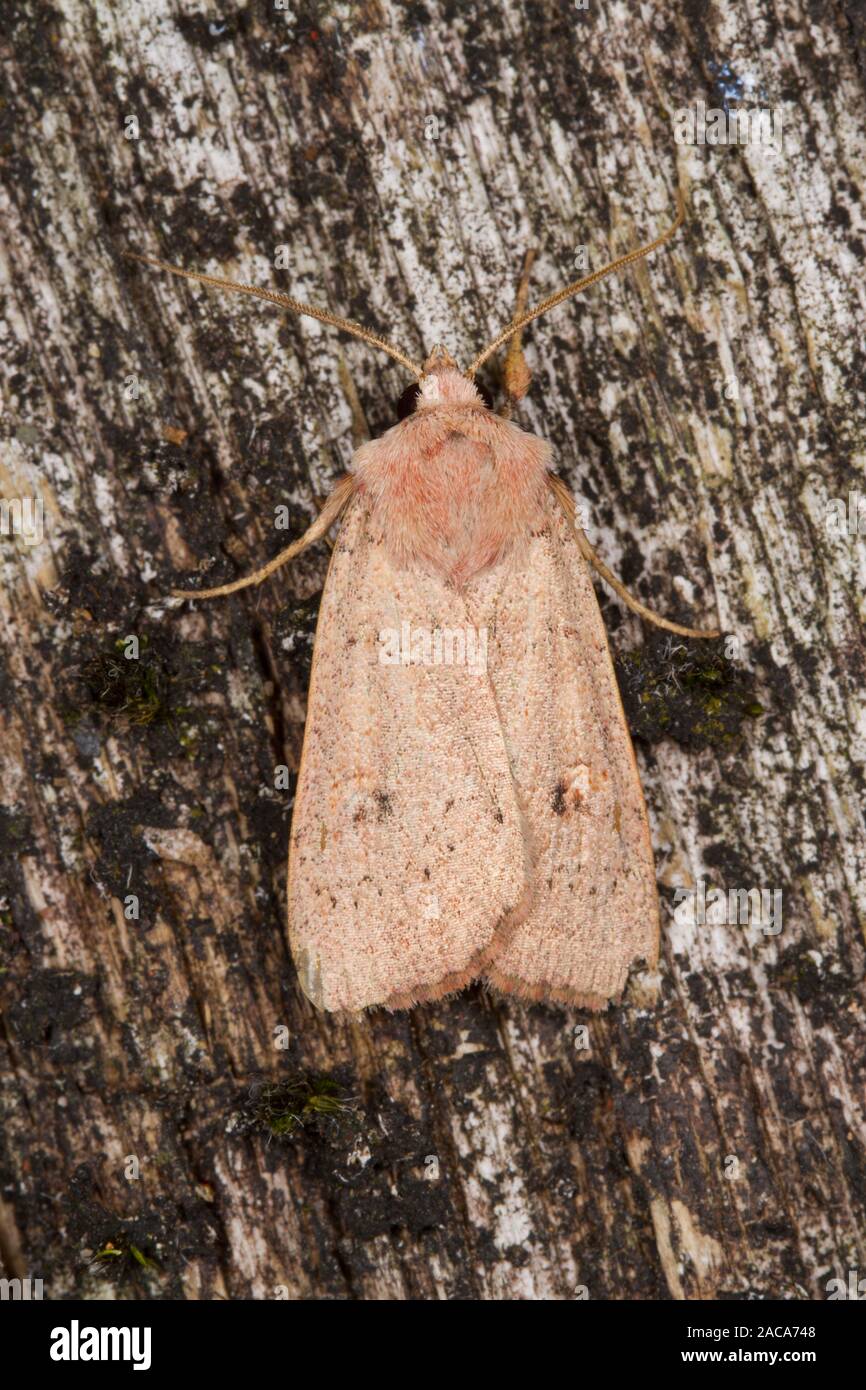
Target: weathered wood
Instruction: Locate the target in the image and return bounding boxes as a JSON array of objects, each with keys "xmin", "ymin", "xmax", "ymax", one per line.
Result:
[{"xmin": 1, "ymin": 0, "xmax": 865, "ymax": 1300}]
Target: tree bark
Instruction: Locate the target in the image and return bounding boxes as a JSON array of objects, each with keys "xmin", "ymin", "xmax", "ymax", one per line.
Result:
[{"xmin": 1, "ymin": 0, "xmax": 865, "ymax": 1301}]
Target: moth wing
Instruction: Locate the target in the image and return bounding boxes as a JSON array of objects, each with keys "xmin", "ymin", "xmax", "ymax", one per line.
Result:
[
  {"xmin": 470, "ymin": 493, "xmax": 659, "ymax": 1008},
  {"xmin": 287, "ymin": 496, "xmax": 530, "ymax": 1012}
]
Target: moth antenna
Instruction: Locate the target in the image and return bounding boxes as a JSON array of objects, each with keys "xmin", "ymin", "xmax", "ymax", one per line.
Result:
[
  {"xmin": 171, "ymin": 474, "xmax": 356, "ymax": 601},
  {"xmin": 498, "ymin": 246, "xmax": 538, "ymax": 419},
  {"xmin": 547, "ymin": 473, "xmax": 720, "ymax": 639},
  {"xmin": 124, "ymin": 252, "xmax": 424, "ymax": 379},
  {"xmin": 468, "ymin": 191, "xmax": 686, "ymax": 377}
]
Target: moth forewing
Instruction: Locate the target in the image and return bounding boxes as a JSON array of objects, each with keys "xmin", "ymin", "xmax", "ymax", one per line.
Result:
[
  {"xmin": 286, "ymin": 492, "xmax": 533, "ymax": 1013},
  {"xmin": 477, "ymin": 495, "xmax": 660, "ymax": 1006}
]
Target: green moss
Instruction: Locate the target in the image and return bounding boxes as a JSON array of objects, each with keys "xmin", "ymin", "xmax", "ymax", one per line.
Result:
[
  {"xmin": 77, "ymin": 637, "xmax": 167, "ymax": 726},
  {"xmin": 90, "ymin": 1240, "xmax": 160, "ymax": 1278},
  {"xmin": 129, "ymin": 1244, "xmax": 158, "ymax": 1271},
  {"xmin": 247, "ymin": 1075, "xmax": 359, "ymax": 1143},
  {"xmin": 66, "ymin": 634, "xmax": 191, "ymax": 731},
  {"xmin": 615, "ymin": 633, "xmax": 764, "ymax": 749}
]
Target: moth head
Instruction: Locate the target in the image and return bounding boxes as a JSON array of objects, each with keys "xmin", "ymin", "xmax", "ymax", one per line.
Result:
[
  {"xmin": 422, "ymin": 343, "xmax": 457, "ymax": 374},
  {"xmin": 397, "ymin": 345, "xmax": 492, "ymax": 419}
]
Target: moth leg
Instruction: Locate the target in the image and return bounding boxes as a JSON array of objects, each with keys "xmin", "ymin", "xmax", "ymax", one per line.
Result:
[
  {"xmin": 574, "ymin": 528, "xmax": 721, "ymax": 639},
  {"xmin": 547, "ymin": 472, "xmax": 720, "ymax": 639},
  {"xmin": 498, "ymin": 248, "xmax": 537, "ymax": 418},
  {"xmin": 170, "ymin": 473, "xmax": 356, "ymax": 600}
]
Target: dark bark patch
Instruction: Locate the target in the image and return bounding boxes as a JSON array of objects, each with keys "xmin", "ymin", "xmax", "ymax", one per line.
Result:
[{"xmin": 615, "ymin": 632, "xmax": 764, "ymax": 748}]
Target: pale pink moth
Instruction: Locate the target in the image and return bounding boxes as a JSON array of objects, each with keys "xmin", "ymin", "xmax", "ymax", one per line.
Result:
[{"xmin": 128, "ymin": 192, "xmax": 718, "ymax": 1012}]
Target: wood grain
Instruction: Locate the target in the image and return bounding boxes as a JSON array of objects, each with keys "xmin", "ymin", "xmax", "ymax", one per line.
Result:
[{"xmin": 1, "ymin": 0, "xmax": 864, "ymax": 1299}]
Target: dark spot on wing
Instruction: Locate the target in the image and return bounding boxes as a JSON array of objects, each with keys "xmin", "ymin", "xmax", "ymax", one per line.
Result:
[{"xmin": 373, "ymin": 790, "xmax": 393, "ymax": 821}]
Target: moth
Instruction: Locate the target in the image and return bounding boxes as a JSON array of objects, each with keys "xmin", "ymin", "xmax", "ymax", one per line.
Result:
[{"xmin": 128, "ymin": 192, "xmax": 718, "ymax": 1013}]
